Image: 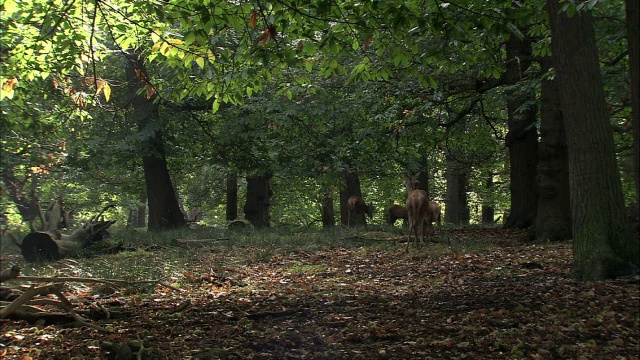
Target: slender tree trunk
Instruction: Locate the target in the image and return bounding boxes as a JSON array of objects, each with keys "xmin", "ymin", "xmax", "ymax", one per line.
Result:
[
  {"xmin": 124, "ymin": 50, "xmax": 186, "ymax": 231},
  {"xmin": 340, "ymin": 169, "xmax": 366, "ymax": 227},
  {"xmin": 503, "ymin": 34, "xmax": 538, "ymax": 229},
  {"xmin": 547, "ymin": 0, "xmax": 639, "ymax": 279},
  {"xmin": 535, "ymin": 56, "xmax": 571, "ymax": 242},
  {"xmin": 136, "ymin": 192, "xmax": 147, "ymax": 228},
  {"xmin": 244, "ymin": 174, "xmax": 272, "ymax": 228},
  {"xmin": 444, "ymin": 156, "xmax": 469, "ymax": 225},
  {"xmin": 481, "ymin": 176, "xmax": 495, "ymax": 224},
  {"xmin": 626, "ymin": 0, "xmax": 640, "ymax": 210},
  {"xmin": 226, "ymin": 172, "xmax": 238, "ymax": 221},
  {"xmin": 320, "ymin": 193, "xmax": 335, "ymax": 228}
]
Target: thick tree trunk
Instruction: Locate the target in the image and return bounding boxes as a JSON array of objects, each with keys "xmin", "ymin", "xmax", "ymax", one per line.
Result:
[
  {"xmin": 320, "ymin": 193, "xmax": 335, "ymax": 228},
  {"xmin": 444, "ymin": 156, "xmax": 470, "ymax": 225},
  {"xmin": 626, "ymin": 0, "xmax": 640, "ymax": 210},
  {"xmin": 481, "ymin": 176, "xmax": 495, "ymax": 224},
  {"xmin": 340, "ymin": 169, "xmax": 366, "ymax": 227},
  {"xmin": 548, "ymin": 0, "xmax": 639, "ymax": 279},
  {"xmin": 503, "ymin": 34, "xmax": 538, "ymax": 229},
  {"xmin": 244, "ymin": 174, "xmax": 272, "ymax": 228},
  {"xmin": 535, "ymin": 57, "xmax": 571, "ymax": 242},
  {"xmin": 226, "ymin": 172, "xmax": 238, "ymax": 221},
  {"xmin": 124, "ymin": 50, "xmax": 186, "ymax": 231}
]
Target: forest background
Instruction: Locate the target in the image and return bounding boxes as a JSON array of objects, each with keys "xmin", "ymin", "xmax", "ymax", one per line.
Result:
[{"xmin": 1, "ymin": 0, "xmax": 639, "ymax": 280}]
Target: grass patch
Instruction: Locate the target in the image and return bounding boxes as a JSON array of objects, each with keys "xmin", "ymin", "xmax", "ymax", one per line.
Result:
[{"xmin": 286, "ymin": 261, "xmax": 328, "ymax": 275}]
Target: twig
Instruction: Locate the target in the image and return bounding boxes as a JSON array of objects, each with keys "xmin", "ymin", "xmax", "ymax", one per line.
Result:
[
  {"xmin": 171, "ymin": 299, "xmax": 191, "ymax": 313},
  {"xmin": 136, "ymin": 333, "xmax": 145, "ymax": 360},
  {"xmin": 52, "ymin": 289, "xmax": 109, "ymax": 332},
  {"xmin": 1, "ymin": 283, "xmax": 62, "ymax": 318},
  {"xmin": 7, "ymin": 233, "xmax": 22, "ymax": 248},
  {"xmin": 172, "ymin": 238, "xmax": 231, "ymax": 245},
  {"xmin": 13, "ymin": 275, "xmax": 120, "ymax": 287}
]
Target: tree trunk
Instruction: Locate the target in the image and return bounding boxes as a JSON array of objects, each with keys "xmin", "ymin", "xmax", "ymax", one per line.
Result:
[
  {"xmin": 124, "ymin": 50, "xmax": 186, "ymax": 231},
  {"xmin": 226, "ymin": 172, "xmax": 238, "ymax": 221},
  {"xmin": 340, "ymin": 169, "xmax": 366, "ymax": 227},
  {"xmin": 481, "ymin": 176, "xmax": 495, "ymax": 224},
  {"xmin": 626, "ymin": 0, "xmax": 640, "ymax": 210},
  {"xmin": 127, "ymin": 192, "xmax": 147, "ymax": 228},
  {"xmin": 547, "ymin": 0, "xmax": 639, "ymax": 279},
  {"xmin": 136, "ymin": 192, "xmax": 147, "ymax": 228},
  {"xmin": 1, "ymin": 169, "xmax": 38, "ymax": 223},
  {"xmin": 535, "ymin": 56, "xmax": 571, "ymax": 242},
  {"xmin": 244, "ymin": 174, "xmax": 272, "ymax": 228},
  {"xmin": 503, "ymin": 34, "xmax": 538, "ymax": 229},
  {"xmin": 320, "ymin": 193, "xmax": 335, "ymax": 228},
  {"xmin": 21, "ymin": 232, "xmax": 82, "ymax": 262},
  {"xmin": 21, "ymin": 213, "xmax": 115, "ymax": 262},
  {"xmin": 415, "ymin": 153, "xmax": 431, "ymax": 197},
  {"xmin": 444, "ymin": 156, "xmax": 470, "ymax": 225}
]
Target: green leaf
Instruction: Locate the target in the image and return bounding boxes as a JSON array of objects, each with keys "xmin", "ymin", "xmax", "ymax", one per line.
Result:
[
  {"xmin": 185, "ymin": 32, "xmax": 196, "ymax": 46},
  {"xmin": 195, "ymin": 57, "xmax": 205, "ymax": 69},
  {"xmin": 212, "ymin": 98, "xmax": 220, "ymax": 113}
]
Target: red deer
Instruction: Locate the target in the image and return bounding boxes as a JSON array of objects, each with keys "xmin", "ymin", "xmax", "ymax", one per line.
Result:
[
  {"xmin": 428, "ymin": 201, "xmax": 442, "ymax": 229},
  {"xmin": 388, "ymin": 204, "xmax": 408, "ymax": 226},
  {"xmin": 347, "ymin": 196, "xmax": 373, "ymax": 228},
  {"xmin": 406, "ymin": 189, "xmax": 431, "ymax": 248}
]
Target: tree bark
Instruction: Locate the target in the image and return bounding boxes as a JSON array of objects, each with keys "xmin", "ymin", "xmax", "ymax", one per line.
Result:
[
  {"xmin": 534, "ymin": 56, "xmax": 571, "ymax": 242},
  {"xmin": 1, "ymin": 169, "xmax": 38, "ymax": 223},
  {"xmin": 481, "ymin": 176, "xmax": 495, "ymax": 224},
  {"xmin": 547, "ymin": 0, "xmax": 639, "ymax": 279},
  {"xmin": 226, "ymin": 172, "xmax": 238, "ymax": 221},
  {"xmin": 124, "ymin": 50, "xmax": 186, "ymax": 231},
  {"xmin": 243, "ymin": 174, "xmax": 272, "ymax": 228},
  {"xmin": 340, "ymin": 169, "xmax": 366, "ymax": 227},
  {"xmin": 503, "ymin": 33, "xmax": 538, "ymax": 229},
  {"xmin": 320, "ymin": 193, "xmax": 335, "ymax": 228},
  {"xmin": 444, "ymin": 156, "xmax": 470, "ymax": 225},
  {"xmin": 626, "ymin": 0, "xmax": 640, "ymax": 210}
]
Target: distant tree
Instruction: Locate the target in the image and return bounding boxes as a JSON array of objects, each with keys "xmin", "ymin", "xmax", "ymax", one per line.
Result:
[
  {"xmin": 123, "ymin": 51, "xmax": 186, "ymax": 230},
  {"xmin": 503, "ymin": 34, "xmax": 538, "ymax": 229},
  {"xmin": 226, "ymin": 172, "xmax": 238, "ymax": 222},
  {"xmin": 244, "ymin": 174, "xmax": 272, "ymax": 228}
]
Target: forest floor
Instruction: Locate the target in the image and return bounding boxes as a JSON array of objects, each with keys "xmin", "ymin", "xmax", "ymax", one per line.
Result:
[{"xmin": 1, "ymin": 227, "xmax": 639, "ymax": 359}]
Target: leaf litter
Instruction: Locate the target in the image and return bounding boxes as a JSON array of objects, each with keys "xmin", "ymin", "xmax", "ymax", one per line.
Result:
[{"xmin": 1, "ymin": 228, "xmax": 638, "ymax": 359}]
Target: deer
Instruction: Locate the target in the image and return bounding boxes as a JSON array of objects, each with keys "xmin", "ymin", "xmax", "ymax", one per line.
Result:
[
  {"xmin": 406, "ymin": 189, "xmax": 431, "ymax": 249},
  {"xmin": 347, "ymin": 196, "xmax": 373, "ymax": 228},
  {"xmin": 388, "ymin": 204, "xmax": 408, "ymax": 226},
  {"xmin": 428, "ymin": 201, "xmax": 442, "ymax": 229}
]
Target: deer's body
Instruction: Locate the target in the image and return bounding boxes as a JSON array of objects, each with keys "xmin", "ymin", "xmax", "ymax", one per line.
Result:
[
  {"xmin": 428, "ymin": 201, "xmax": 442, "ymax": 228},
  {"xmin": 406, "ymin": 190, "xmax": 431, "ymax": 248},
  {"xmin": 347, "ymin": 196, "xmax": 373, "ymax": 227},
  {"xmin": 388, "ymin": 205, "xmax": 408, "ymax": 226}
]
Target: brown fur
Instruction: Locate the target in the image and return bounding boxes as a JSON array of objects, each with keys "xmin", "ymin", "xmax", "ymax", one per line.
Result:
[
  {"xmin": 388, "ymin": 205, "xmax": 408, "ymax": 226},
  {"xmin": 347, "ymin": 196, "xmax": 372, "ymax": 227},
  {"xmin": 428, "ymin": 201, "xmax": 441, "ymax": 228},
  {"xmin": 406, "ymin": 190, "xmax": 430, "ymax": 248}
]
